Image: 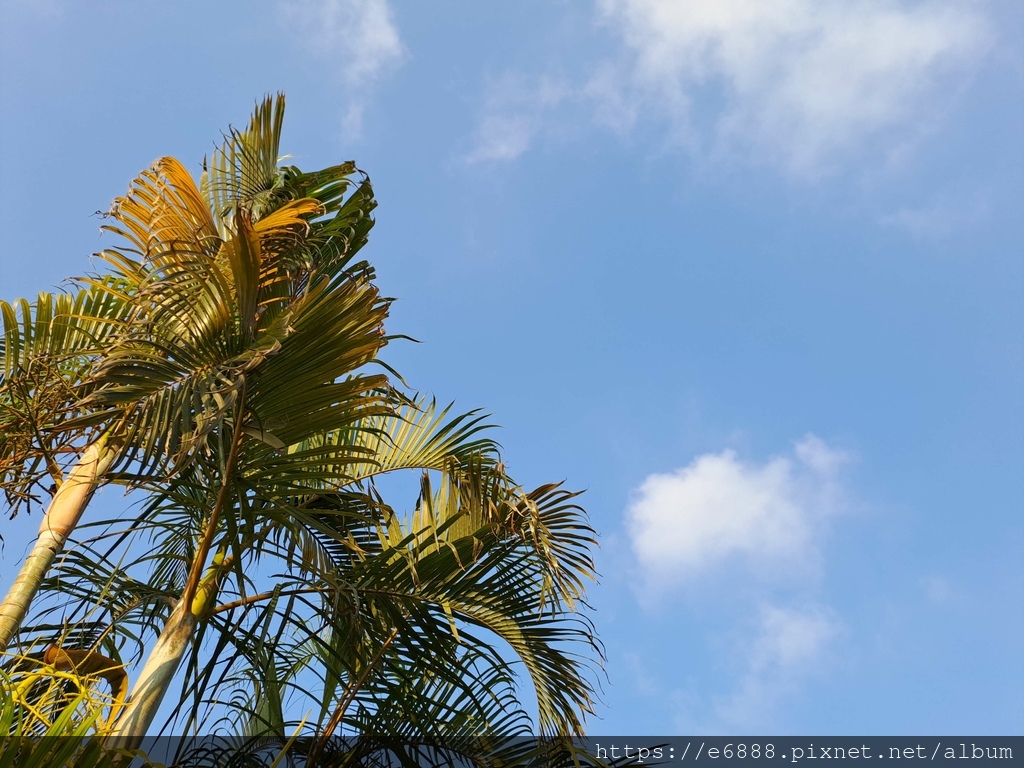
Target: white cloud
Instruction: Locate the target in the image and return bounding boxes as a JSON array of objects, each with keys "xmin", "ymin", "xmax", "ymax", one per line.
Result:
[
  {"xmin": 593, "ymin": 0, "xmax": 991, "ymax": 176},
  {"xmin": 920, "ymin": 574, "xmax": 963, "ymax": 605},
  {"xmin": 464, "ymin": 2, "xmax": 989, "ymax": 174},
  {"xmin": 750, "ymin": 603, "xmax": 839, "ymax": 671},
  {"xmin": 627, "ymin": 434, "xmax": 849, "ymax": 588},
  {"xmin": 464, "ymin": 76, "xmax": 570, "ymax": 163},
  {"xmin": 675, "ymin": 603, "xmax": 842, "ymax": 732},
  {"xmin": 465, "ymin": 114, "xmax": 537, "ymax": 164},
  {"xmin": 625, "ymin": 435, "xmax": 853, "ymax": 730},
  {"xmin": 881, "ymin": 190, "xmax": 991, "ymax": 240},
  {"xmin": 278, "ymin": 0, "xmax": 405, "ymax": 139}
]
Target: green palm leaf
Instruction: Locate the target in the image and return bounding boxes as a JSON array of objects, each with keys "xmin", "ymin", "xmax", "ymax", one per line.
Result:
[
  {"xmin": 0, "ymin": 281, "xmax": 131, "ymax": 518},
  {"xmin": 3, "ymin": 94, "xmax": 605, "ymax": 768}
]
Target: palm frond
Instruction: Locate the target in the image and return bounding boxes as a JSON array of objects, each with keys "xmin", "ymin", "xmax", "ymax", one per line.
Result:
[
  {"xmin": 66, "ymin": 140, "xmax": 384, "ymax": 479},
  {"xmin": 0, "ymin": 94, "xmax": 604, "ymax": 765},
  {"xmin": 201, "ymin": 93, "xmax": 287, "ymax": 227},
  {"xmin": 0, "ymin": 655, "xmax": 161, "ymax": 767},
  {"xmin": 0, "ymin": 281, "xmax": 131, "ymax": 518}
]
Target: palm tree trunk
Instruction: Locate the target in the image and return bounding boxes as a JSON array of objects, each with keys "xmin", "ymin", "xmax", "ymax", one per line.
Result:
[
  {"xmin": 0, "ymin": 435, "xmax": 115, "ymax": 653},
  {"xmin": 103, "ymin": 598, "xmax": 196, "ymax": 749},
  {"xmin": 106, "ymin": 408, "xmax": 244, "ymax": 747}
]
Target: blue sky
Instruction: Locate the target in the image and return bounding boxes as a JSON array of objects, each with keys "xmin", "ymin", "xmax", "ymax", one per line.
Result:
[{"xmin": 2, "ymin": 0, "xmax": 1022, "ymax": 736}]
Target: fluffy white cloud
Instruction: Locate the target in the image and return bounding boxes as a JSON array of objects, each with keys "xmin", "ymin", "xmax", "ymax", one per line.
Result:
[
  {"xmin": 593, "ymin": 0, "xmax": 990, "ymax": 175},
  {"xmin": 627, "ymin": 434, "xmax": 849, "ymax": 586},
  {"xmin": 278, "ymin": 0, "xmax": 405, "ymax": 138},
  {"xmin": 626, "ymin": 436, "xmax": 853, "ymax": 729}
]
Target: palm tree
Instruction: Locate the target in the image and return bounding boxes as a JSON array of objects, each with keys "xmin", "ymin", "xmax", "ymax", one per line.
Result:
[
  {"xmin": 0, "ymin": 94, "xmax": 378, "ymax": 653},
  {"xmin": 4, "ymin": 95, "xmax": 603, "ymax": 766},
  {"xmin": 0, "ymin": 281, "xmax": 132, "ymax": 651}
]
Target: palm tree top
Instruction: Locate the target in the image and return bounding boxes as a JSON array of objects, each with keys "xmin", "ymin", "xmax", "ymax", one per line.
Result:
[{"xmin": 1, "ymin": 93, "xmax": 604, "ymax": 766}]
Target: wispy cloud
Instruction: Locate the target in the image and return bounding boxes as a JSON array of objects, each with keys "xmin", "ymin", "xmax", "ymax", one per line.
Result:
[
  {"xmin": 466, "ymin": 1, "xmax": 991, "ymax": 176},
  {"xmin": 920, "ymin": 574, "xmax": 963, "ymax": 605},
  {"xmin": 674, "ymin": 603, "xmax": 843, "ymax": 733},
  {"xmin": 278, "ymin": 0, "xmax": 405, "ymax": 139},
  {"xmin": 627, "ymin": 434, "xmax": 849, "ymax": 592},
  {"xmin": 464, "ymin": 75, "xmax": 571, "ymax": 163},
  {"xmin": 881, "ymin": 190, "xmax": 991, "ymax": 240},
  {"xmin": 593, "ymin": 0, "xmax": 992, "ymax": 177}
]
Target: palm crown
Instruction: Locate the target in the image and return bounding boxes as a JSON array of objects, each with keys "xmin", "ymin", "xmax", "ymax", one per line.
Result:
[{"xmin": 0, "ymin": 95, "xmax": 603, "ymax": 767}]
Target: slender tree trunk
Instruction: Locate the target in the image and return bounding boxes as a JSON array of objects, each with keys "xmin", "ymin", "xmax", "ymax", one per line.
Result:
[
  {"xmin": 103, "ymin": 598, "xmax": 197, "ymax": 750},
  {"xmin": 0, "ymin": 435, "xmax": 115, "ymax": 653},
  {"xmin": 107, "ymin": 404, "xmax": 244, "ymax": 747}
]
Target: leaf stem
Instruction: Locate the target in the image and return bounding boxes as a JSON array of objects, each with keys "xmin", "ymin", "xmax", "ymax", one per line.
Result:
[{"xmin": 179, "ymin": 377, "xmax": 247, "ymax": 612}]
